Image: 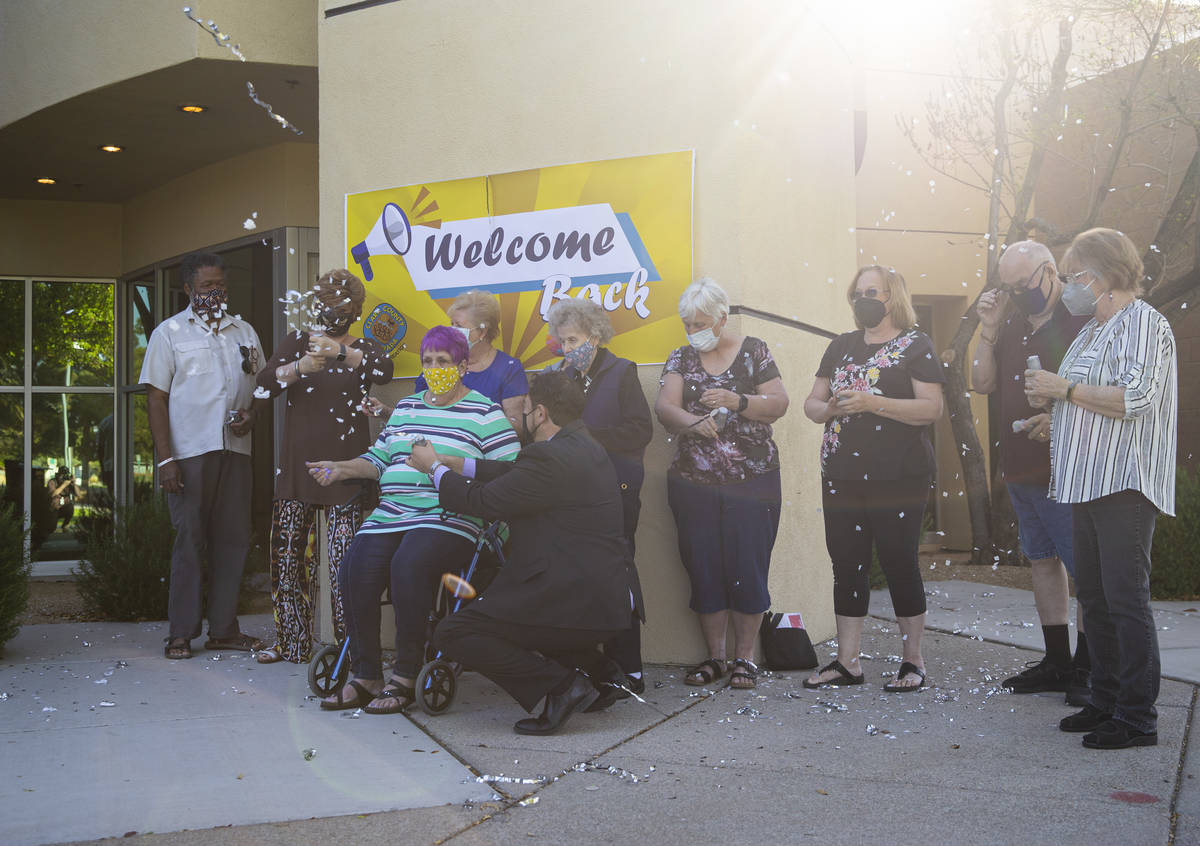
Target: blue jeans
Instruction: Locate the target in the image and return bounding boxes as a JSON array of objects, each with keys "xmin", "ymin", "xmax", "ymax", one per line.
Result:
[
  {"xmin": 1006, "ymin": 482, "xmax": 1075, "ymax": 575},
  {"xmin": 339, "ymin": 527, "xmax": 474, "ymax": 680},
  {"xmin": 1073, "ymin": 490, "xmax": 1160, "ymax": 733}
]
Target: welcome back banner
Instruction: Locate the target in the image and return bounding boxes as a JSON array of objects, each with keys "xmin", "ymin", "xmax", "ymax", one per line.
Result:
[{"xmin": 344, "ymin": 151, "xmax": 694, "ymax": 377}]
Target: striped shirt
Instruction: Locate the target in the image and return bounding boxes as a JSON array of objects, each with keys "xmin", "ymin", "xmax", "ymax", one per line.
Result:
[
  {"xmin": 1049, "ymin": 299, "xmax": 1177, "ymax": 515},
  {"xmin": 358, "ymin": 389, "xmax": 521, "ymax": 539}
]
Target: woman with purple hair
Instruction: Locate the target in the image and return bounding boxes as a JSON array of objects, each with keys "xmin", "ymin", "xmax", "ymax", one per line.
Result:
[{"xmin": 306, "ymin": 326, "xmax": 521, "ymax": 714}]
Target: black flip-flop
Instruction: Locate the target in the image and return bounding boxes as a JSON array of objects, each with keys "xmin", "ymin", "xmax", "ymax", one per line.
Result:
[
  {"xmin": 803, "ymin": 660, "xmax": 864, "ymax": 689},
  {"xmin": 883, "ymin": 661, "xmax": 927, "ymax": 693},
  {"xmin": 363, "ymin": 680, "xmax": 415, "ymax": 715},
  {"xmin": 320, "ymin": 679, "xmax": 376, "ymax": 711}
]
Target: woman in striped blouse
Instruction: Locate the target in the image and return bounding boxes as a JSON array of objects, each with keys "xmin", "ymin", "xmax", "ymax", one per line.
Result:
[
  {"xmin": 306, "ymin": 326, "xmax": 521, "ymax": 714},
  {"xmin": 1025, "ymin": 228, "xmax": 1177, "ymax": 751}
]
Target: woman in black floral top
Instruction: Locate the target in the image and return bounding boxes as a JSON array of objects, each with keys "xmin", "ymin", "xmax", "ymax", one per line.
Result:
[
  {"xmin": 655, "ymin": 278, "xmax": 790, "ymax": 690},
  {"xmin": 802, "ymin": 266, "xmax": 944, "ymax": 693}
]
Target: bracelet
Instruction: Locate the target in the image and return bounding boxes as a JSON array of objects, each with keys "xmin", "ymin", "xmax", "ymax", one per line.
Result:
[
  {"xmin": 1066, "ymin": 381, "xmax": 1078, "ymax": 403},
  {"xmin": 737, "ymin": 394, "xmax": 749, "ymax": 413},
  {"xmin": 337, "ymin": 343, "xmax": 347, "ymax": 362},
  {"xmin": 157, "ymin": 457, "xmax": 175, "ymax": 468}
]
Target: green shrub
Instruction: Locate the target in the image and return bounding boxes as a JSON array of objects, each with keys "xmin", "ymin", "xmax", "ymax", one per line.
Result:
[
  {"xmin": 75, "ymin": 495, "xmax": 174, "ymax": 621},
  {"xmin": 1151, "ymin": 465, "xmax": 1200, "ymax": 600},
  {"xmin": 0, "ymin": 504, "xmax": 31, "ymax": 654}
]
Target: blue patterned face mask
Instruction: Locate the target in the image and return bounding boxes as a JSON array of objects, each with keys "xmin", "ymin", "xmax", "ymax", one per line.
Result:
[{"xmin": 563, "ymin": 340, "xmax": 597, "ymax": 373}]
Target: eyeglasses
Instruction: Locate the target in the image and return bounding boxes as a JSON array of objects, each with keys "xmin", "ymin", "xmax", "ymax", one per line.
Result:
[
  {"xmin": 1057, "ymin": 270, "xmax": 1092, "ymax": 285},
  {"xmin": 850, "ymin": 287, "xmax": 890, "ymax": 302},
  {"xmin": 997, "ymin": 260, "xmax": 1050, "ymax": 294},
  {"xmin": 238, "ymin": 344, "xmax": 254, "ymax": 374}
]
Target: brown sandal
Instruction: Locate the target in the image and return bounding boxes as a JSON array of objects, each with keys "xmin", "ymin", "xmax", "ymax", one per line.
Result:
[
  {"xmin": 729, "ymin": 658, "xmax": 759, "ymax": 690},
  {"xmin": 164, "ymin": 637, "xmax": 192, "ymax": 660},
  {"xmin": 685, "ymin": 658, "xmax": 726, "ymax": 686}
]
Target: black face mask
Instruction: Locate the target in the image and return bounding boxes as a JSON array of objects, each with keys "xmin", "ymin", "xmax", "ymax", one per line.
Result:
[
  {"xmin": 853, "ymin": 297, "xmax": 887, "ymax": 329},
  {"xmin": 518, "ymin": 408, "xmax": 539, "ymax": 446},
  {"xmin": 319, "ymin": 306, "xmax": 354, "ymax": 336},
  {"xmin": 1008, "ymin": 266, "xmax": 1050, "ymax": 316}
]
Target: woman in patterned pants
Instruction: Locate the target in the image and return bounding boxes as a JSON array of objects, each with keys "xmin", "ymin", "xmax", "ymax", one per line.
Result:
[{"xmin": 254, "ymin": 269, "xmax": 393, "ymax": 663}]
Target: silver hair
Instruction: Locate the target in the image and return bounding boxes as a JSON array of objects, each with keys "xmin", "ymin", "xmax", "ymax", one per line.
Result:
[
  {"xmin": 677, "ymin": 277, "xmax": 730, "ymax": 322},
  {"xmin": 546, "ymin": 298, "xmax": 614, "ymax": 344}
]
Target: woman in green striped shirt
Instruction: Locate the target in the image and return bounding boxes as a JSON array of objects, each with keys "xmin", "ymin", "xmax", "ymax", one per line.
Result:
[{"xmin": 307, "ymin": 326, "xmax": 521, "ymax": 714}]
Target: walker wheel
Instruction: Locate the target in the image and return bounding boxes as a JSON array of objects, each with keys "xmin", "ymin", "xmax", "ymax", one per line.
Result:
[
  {"xmin": 308, "ymin": 643, "xmax": 348, "ymax": 697},
  {"xmin": 417, "ymin": 660, "xmax": 457, "ymax": 715}
]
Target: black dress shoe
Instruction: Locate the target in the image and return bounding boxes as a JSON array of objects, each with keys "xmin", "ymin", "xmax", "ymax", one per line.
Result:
[
  {"xmin": 514, "ymin": 673, "xmax": 599, "ymax": 735},
  {"xmin": 1059, "ymin": 704, "xmax": 1113, "ymax": 733},
  {"xmin": 1082, "ymin": 719, "xmax": 1157, "ymax": 749}
]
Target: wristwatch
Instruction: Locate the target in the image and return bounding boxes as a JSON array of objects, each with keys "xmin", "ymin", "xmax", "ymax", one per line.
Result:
[
  {"xmin": 428, "ymin": 460, "xmax": 445, "ymax": 478},
  {"xmin": 737, "ymin": 394, "xmax": 749, "ymax": 413},
  {"xmin": 337, "ymin": 343, "xmax": 347, "ymax": 362}
]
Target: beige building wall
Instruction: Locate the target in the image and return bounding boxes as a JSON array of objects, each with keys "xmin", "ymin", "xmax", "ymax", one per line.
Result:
[
  {"xmin": 851, "ymin": 52, "xmax": 997, "ymax": 552},
  {"xmin": 319, "ymin": 0, "xmax": 859, "ymax": 661},
  {"xmin": 0, "ymin": 200, "xmax": 123, "ymax": 278},
  {"xmin": 0, "ymin": 0, "xmax": 317, "ymax": 128},
  {"xmin": 123, "ymin": 142, "xmax": 318, "ymax": 272}
]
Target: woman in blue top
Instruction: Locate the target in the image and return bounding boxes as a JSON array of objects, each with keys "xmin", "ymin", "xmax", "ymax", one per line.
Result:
[{"xmin": 418, "ymin": 290, "xmax": 528, "ymax": 422}]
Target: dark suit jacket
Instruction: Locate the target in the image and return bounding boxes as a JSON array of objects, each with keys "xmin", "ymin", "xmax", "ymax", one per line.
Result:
[{"xmin": 437, "ymin": 419, "xmax": 644, "ymax": 631}]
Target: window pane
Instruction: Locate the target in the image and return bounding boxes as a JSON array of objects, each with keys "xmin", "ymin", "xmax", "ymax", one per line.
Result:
[
  {"xmin": 0, "ymin": 393, "xmax": 23, "ymax": 512},
  {"xmin": 33, "ymin": 281, "xmax": 114, "ymax": 387},
  {"xmin": 130, "ymin": 391, "xmax": 154, "ymax": 503},
  {"xmin": 126, "ymin": 280, "xmax": 155, "ymax": 384},
  {"xmin": 0, "ymin": 281, "xmax": 23, "ymax": 386},
  {"xmin": 31, "ymin": 392, "xmax": 113, "ymax": 562}
]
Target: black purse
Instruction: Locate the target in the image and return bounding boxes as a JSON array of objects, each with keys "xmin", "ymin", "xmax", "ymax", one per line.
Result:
[{"xmin": 759, "ymin": 612, "xmax": 819, "ymax": 670}]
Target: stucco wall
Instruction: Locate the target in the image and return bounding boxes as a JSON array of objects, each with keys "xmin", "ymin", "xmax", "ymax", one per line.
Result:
[
  {"xmin": 122, "ymin": 142, "xmax": 318, "ymax": 272},
  {"xmin": 0, "ymin": 199, "xmax": 123, "ymax": 278},
  {"xmin": 0, "ymin": 0, "xmax": 317, "ymax": 129},
  {"xmin": 318, "ymin": 0, "xmax": 859, "ymax": 660}
]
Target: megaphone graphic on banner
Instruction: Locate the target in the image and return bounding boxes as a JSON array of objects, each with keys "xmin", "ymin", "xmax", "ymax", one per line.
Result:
[{"xmin": 350, "ymin": 202, "xmax": 412, "ymax": 281}]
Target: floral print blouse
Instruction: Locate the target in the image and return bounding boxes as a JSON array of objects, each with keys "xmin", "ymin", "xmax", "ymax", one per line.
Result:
[
  {"xmin": 815, "ymin": 329, "xmax": 944, "ymax": 481},
  {"xmin": 661, "ymin": 337, "xmax": 781, "ymax": 485}
]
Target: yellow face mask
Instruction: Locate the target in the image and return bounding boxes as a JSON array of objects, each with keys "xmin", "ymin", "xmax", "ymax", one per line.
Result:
[{"xmin": 423, "ymin": 365, "xmax": 461, "ymax": 395}]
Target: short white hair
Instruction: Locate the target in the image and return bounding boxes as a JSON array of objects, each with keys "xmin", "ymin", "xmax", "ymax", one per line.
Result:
[{"xmin": 678, "ymin": 277, "xmax": 729, "ymax": 322}]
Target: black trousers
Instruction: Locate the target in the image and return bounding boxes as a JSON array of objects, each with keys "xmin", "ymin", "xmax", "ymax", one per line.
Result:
[
  {"xmin": 822, "ymin": 475, "xmax": 930, "ymax": 618},
  {"xmin": 433, "ymin": 607, "xmax": 622, "ymax": 712}
]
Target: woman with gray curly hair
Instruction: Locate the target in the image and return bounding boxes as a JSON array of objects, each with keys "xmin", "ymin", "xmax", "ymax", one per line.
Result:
[
  {"xmin": 546, "ymin": 298, "xmax": 653, "ymax": 696},
  {"xmin": 654, "ymin": 278, "xmax": 789, "ymax": 691}
]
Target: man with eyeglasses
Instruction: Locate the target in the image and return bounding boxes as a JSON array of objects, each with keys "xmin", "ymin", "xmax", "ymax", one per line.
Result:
[
  {"xmin": 971, "ymin": 240, "xmax": 1090, "ymax": 703},
  {"xmin": 139, "ymin": 252, "xmax": 264, "ymax": 660}
]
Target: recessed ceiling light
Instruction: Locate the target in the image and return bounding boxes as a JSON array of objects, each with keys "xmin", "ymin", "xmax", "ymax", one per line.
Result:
[
  {"xmin": 36, "ymin": 177, "xmax": 56, "ymax": 185},
  {"xmin": 178, "ymin": 104, "xmax": 207, "ymax": 114},
  {"xmin": 98, "ymin": 144, "xmax": 123, "ymax": 153}
]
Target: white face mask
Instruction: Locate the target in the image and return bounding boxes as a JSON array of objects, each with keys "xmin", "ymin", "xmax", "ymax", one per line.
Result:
[{"xmin": 687, "ymin": 327, "xmax": 719, "ymax": 352}]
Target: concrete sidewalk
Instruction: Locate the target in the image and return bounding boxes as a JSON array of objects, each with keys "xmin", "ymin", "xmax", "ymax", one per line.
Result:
[{"xmin": 0, "ymin": 580, "xmax": 1196, "ymax": 846}]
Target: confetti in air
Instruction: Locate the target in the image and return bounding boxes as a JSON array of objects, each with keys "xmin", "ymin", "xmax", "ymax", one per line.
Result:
[
  {"xmin": 182, "ymin": 7, "xmax": 246, "ymax": 61},
  {"xmin": 247, "ymin": 82, "xmax": 304, "ymax": 135}
]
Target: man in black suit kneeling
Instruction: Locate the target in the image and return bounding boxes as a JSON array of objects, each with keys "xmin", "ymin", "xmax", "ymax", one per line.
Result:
[{"xmin": 408, "ymin": 370, "xmax": 643, "ymax": 735}]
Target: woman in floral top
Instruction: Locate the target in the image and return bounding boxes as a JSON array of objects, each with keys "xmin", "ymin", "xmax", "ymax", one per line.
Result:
[
  {"xmin": 655, "ymin": 278, "xmax": 790, "ymax": 690},
  {"xmin": 802, "ymin": 266, "xmax": 944, "ymax": 693}
]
